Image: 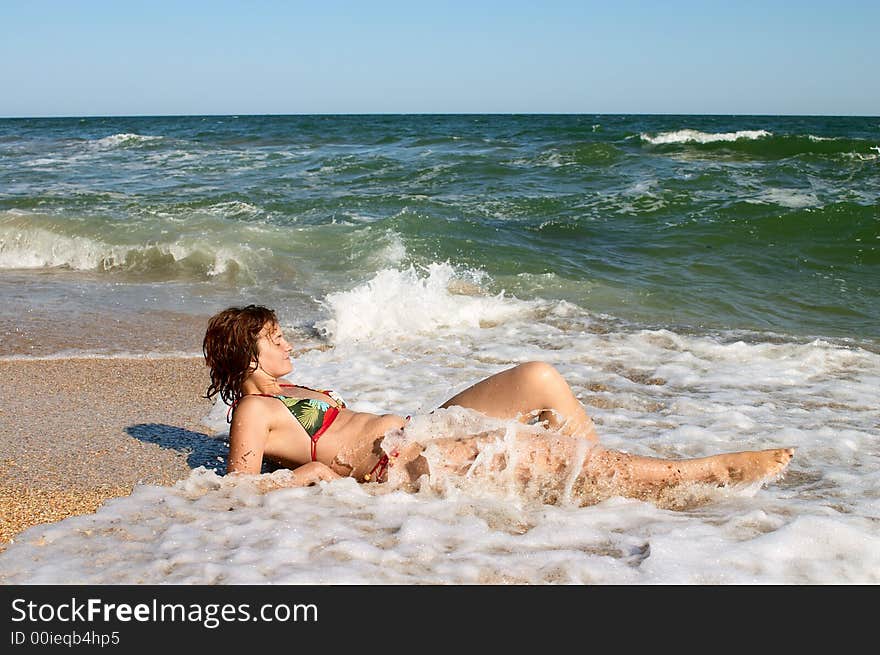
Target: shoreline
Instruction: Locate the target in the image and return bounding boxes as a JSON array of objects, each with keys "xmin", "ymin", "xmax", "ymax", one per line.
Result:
[{"xmin": 0, "ymin": 355, "xmax": 218, "ymax": 550}]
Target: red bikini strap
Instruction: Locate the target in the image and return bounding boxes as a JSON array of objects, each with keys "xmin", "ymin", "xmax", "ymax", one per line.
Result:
[
  {"xmin": 309, "ymin": 406, "xmax": 339, "ymax": 461},
  {"xmin": 364, "ymin": 415, "xmax": 410, "ymax": 482},
  {"xmin": 365, "ymin": 454, "xmax": 389, "ymax": 482}
]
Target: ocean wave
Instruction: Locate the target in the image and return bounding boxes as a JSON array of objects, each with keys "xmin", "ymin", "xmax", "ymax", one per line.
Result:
[
  {"xmin": 844, "ymin": 151, "xmax": 880, "ymax": 162},
  {"xmin": 88, "ymin": 133, "xmax": 164, "ymax": 149},
  {"xmin": 0, "ymin": 221, "xmax": 109, "ymax": 269},
  {"xmin": 348, "ymin": 227, "xmax": 408, "ymax": 268},
  {"xmin": 640, "ymin": 130, "xmax": 877, "ymax": 160},
  {"xmin": 523, "ymin": 150, "xmax": 567, "ymax": 168},
  {"xmin": 640, "ymin": 129, "xmax": 773, "ymax": 145},
  {"xmin": 846, "ymin": 145, "xmax": 880, "ymax": 161},
  {"xmin": 202, "ymin": 201, "xmax": 266, "ymax": 220},
  {"xmin": 0, "ymin": 214, "xmax": 258, "ymax": 281}
]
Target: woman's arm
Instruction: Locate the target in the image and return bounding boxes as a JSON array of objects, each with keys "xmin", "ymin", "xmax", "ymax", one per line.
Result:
[
  {"xmin": 227, "ymin": 400, "xmax": 342, "ymax": 484},
  {"xmin": 227, "ymin": 400, "xmax": 269, "ymax": 474}
]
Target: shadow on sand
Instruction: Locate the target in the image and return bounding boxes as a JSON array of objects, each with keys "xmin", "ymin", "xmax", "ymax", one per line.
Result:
[
  {"xmin": 126, "ymin": 423, "xmax": 228, "ymax": 474},
  {"xmin": 125, "ymin": 424, "xmax": 283, "ymax": 474}
]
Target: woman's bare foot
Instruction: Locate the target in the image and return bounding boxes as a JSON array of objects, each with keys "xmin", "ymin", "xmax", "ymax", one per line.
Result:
[{"xmin": 706, "ymin": 448, "xmax": 795, "ymax": 485}]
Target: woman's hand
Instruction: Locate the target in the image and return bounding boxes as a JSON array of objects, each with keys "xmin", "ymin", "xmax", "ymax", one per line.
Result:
[
  {"xmin": 290, "ymin": 461, "xmax": 342, "ymax": 486},
  {"xmin": 237, "ymin": 461, "xmax": 342, "ymax": 494}
]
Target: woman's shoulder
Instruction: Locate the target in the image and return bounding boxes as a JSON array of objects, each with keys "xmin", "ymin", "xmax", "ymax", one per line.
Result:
[{"xmin": 230, "ymin": 394, "xmax": 284, "ymax": 424}]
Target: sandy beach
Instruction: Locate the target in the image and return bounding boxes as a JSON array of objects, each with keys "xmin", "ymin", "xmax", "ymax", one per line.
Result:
[{"xmin": 0, "ymin": 356, "xmax": 216, "ymax": 550}]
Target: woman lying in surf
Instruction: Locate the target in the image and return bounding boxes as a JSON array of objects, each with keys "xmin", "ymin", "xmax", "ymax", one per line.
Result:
[{"xmin": 203, "ymin": 304, "xmax": 794, "ymax": 507}]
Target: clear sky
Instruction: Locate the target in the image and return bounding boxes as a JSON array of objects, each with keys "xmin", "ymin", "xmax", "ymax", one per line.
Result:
[{"xmin": 2, "ymin": 0, "xmax": 877, "ymax": 117}]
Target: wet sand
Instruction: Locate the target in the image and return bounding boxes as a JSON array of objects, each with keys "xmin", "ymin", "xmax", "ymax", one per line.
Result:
[{"xmin": 0, "ymin": 356, "xmax": 218, "ymax": 550}]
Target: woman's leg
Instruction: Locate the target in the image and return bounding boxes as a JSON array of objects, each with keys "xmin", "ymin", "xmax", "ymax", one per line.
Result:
[
  {"xmin": 404, "ymin": 430, "xmax": 795, "ymax": 507},
  {"xmin": 438, "ymin": 362, "xmax": 598, "ymax": 441}
]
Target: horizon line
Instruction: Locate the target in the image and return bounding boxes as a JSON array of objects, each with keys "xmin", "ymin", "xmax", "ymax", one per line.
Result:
[{"xmin": 2, "ymin": 111, "xmax": 878, "ymax": 120}]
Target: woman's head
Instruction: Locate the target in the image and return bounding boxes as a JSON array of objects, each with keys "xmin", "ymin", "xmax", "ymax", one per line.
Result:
[{"xmin": 203, "ymin": 305, "xmax": 292, "ymax": 404}]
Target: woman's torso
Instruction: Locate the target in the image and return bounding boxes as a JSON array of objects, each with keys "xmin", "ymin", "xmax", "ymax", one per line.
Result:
[{"xmin": 248, "ymin": 385, "xmax": 406, "ymax": 479}]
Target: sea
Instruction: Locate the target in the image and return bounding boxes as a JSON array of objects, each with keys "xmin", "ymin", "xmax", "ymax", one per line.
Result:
[{"xmin": 0, "ymin": 114, "xmax": 877, "ymax": 584}]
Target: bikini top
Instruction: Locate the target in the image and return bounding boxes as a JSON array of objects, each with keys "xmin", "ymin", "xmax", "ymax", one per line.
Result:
[
  {"xmin": 228, "ymin": 383, "xmax": 347, "ymax": 461},
  {"xmin": 274, "ymin": 383, "xmax": 346, "ymax": 434}
]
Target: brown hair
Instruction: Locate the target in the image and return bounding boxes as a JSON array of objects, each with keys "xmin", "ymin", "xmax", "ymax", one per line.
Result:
[{"xmin": 203, "ymin": 305, "xmax": 279, "ymax": 405}]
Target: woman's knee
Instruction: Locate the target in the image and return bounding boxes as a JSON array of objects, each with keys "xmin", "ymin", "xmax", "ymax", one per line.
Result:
[{"xmin": 514, "ymin": 361, "xmax": 561, "ymax": 385}]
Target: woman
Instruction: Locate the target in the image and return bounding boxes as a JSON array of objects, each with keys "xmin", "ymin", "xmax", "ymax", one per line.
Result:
[{"xmin": 203, "ymin": 305, "xmax": 794, "ymax": 507}]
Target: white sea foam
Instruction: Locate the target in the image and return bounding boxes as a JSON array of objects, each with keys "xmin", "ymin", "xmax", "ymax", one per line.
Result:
[
  {"xmin": 23, "ymin": 157, "xmax": 66, "ymax": 167},
  {"xmin": 747, "ymin": 188, "xmax": 821, "ymax": 209},
  {"xmin": 534, "ymin": 150, "xmax": 567, "ymax": 168},
  {"xmin": 89, "ymin": 133, "xmax": 164, "ymax": 149},
  {"xmin": 627, "ymin": 179, "xmax": 656, "ymax": 195},
  {"xmin": 848, "ymin": 145, "xmax": 880, "ymax": 161},
  {"xmin": 202, "ymin": 201, "xmax": 264, "ymax": 219},
  {"xmin": 641, "ymin": 129, "xmax": 772, "ymax": 145},
  {"xmin": 315, "ymin": 263, "xmax": 538, "ymax": 344},
  {"xmin": 2, "ymin": 265, "xmax": 879, "ymax": 584},
  {"xmin": 610, "ymin": 178, "xmax": 668, "ymax": 213},
  {"xmin": 844, "ymin": 153, "xmax": 879, "ymax": 162},
  {"xmin": 142, "ymin": 149, "xmax": 203, "ymax": 166}
]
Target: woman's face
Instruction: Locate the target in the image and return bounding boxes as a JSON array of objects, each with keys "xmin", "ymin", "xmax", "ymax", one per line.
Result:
[{"xmin": 255, "ymin": 321, "xmax": 294, "ymax": 378}]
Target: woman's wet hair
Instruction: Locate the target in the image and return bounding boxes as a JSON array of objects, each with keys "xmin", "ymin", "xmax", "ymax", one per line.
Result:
[{"xmin": 203, "ymin": 305, "xmax": 279, "ymax": 405}]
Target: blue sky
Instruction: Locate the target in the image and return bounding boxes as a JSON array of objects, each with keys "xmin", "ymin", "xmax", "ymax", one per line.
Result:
[{"xmin": 2, "ymin": 0, "xmax": 877, "ymax": 117}]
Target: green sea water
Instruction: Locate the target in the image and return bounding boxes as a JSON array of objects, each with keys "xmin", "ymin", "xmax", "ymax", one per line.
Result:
[{"xmin": 0, "ymin": 114, "xmax": 877, "ymax": 345}]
